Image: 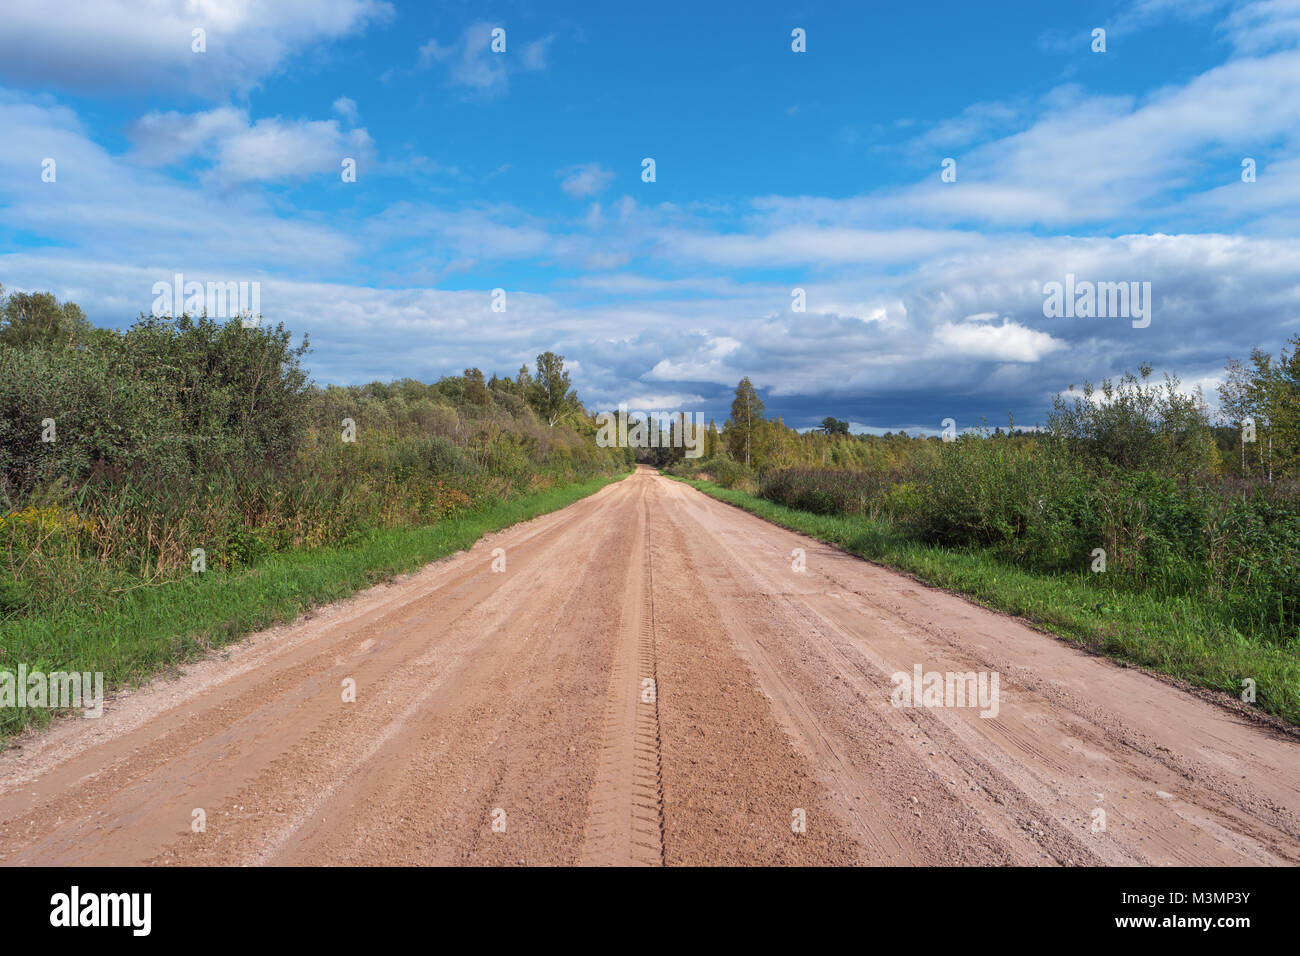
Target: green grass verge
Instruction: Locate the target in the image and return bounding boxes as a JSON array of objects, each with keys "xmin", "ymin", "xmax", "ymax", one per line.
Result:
[
  {"xmin": 1, "ymin": 472, "xmax": 627, "ymax": 742},
  {"xmin": 671, "ymin": 476, "xmax": 1300, "ymax": 726}
]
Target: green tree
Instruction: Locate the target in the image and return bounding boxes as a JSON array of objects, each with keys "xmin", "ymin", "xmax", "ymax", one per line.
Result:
[
  {"xmin": 0, "ymin": 286, "xmax": 93, "ymax": 350},
  {"xmin": 1218, "ymin": 339, "xmax": 1300, "ymax": 481},
  {"xmin": 666, "ymin": 412, "xmax": 691, "ymax": 464},
  {"xmin": 704, "ymin": 419, "xmax": 721, "ymax": 458},
  {"xmin": 530, "ymin": 351, "xmax": 578, "ymax": 427},
  {"xmin": 121, "ymin": 313, "xmax": 313, "ymax": 472},
  {"xmin": 1219, "ymin": 356, "xmax": 1261, "ymax": 476},
  {"xmin": 0, "ymin": 311, "xmax": 312, "ymax": 498},
  {"xmin": 463, "ymin": 367, "xmax": 489, "ymax": 406},
  {"xmin": 726, "ymin": 376, "xmax": 764, "ymax": 466},
  {"xmin": 820, "ymin": 416, "xmax": 850, "ymax": 436},
  {"xmin": 1265, "ymin": 337, "xmax": 1300, "ymax": 479}
]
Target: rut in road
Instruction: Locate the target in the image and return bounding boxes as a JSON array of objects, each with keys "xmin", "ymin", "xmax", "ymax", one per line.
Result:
[{"xmin": 580, "ymin": 491, "xmax": 665, "ymax": 866}]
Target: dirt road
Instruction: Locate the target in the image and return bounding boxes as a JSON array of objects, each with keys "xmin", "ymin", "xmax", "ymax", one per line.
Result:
[{"xmin": 2, "ymin": 466, "xmax": 1298, "ymax": 865}]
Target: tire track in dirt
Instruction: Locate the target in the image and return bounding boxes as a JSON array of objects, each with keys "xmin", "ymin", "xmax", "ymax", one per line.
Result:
[
  {"xmin": 647, "ymin": 481, "xmax": 866, "ymax": 865},
  {"xmin": 580, "ymin": 486, "xmax": 665, "ymax": 865}
]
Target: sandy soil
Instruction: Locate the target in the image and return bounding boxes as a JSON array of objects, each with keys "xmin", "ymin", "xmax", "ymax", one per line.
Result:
[{"xmin": 1, "ymin": 465, "xmax": 1297, "ymax": 866}]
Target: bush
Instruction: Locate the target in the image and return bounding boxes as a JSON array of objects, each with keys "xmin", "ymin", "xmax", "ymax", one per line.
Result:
[
  {"xmin": 0, "ymin": 314, "xmax": 312, "ymax": 502},
  {"xmin": 759, "ymin": 468, "xmax": 888, "ymax": 516},
  {"xmin": 894, "ymin": 433, "xmax": 1093, "ymax": 572},
  {"xmin": 704, "ymin": 457, "xmax": 754, "ymax": 490},
  {"xmin": 1048, "ymin": 364, "xmax": 1216, "ymax": 476},
  {"xmin": 0, "ymin": 345, "xmax": 120, "ymax": 500}
]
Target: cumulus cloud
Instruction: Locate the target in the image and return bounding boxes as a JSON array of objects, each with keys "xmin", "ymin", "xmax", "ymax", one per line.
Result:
[
  {"xmin": 934, "ymin": 319, "xmax": 1067, "ymax": 362},
  {"xmin": 647, "ymin": 336, "xmax": 743, "ymax": 384}
]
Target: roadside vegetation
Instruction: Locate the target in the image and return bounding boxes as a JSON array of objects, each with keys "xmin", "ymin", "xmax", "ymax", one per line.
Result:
[
  {"xmin": 666, "ymin": 359, "xmax": 1300, "ymax": 724},
  {"xmin": 0, "ymin": 285, "xmax": 629, "ymax": 738}
]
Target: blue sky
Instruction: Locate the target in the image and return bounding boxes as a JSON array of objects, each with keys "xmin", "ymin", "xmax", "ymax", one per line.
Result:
[{"xmin": 1, "ymin": 0, "xmax": 1299, "ymax": 432}]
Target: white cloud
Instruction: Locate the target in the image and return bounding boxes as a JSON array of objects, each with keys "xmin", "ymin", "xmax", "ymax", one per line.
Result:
[
  {"xmin": 128, "ymin": 107, "xmax": 375, "ymax": 184},
  {"xmin": 558, "ymin": 163, "xmax": 615, "ymax": 199},
  {"xmin": 620, "ymin": 393, "xmax": 708, "ymax": 410},
  {"xmin": 903, "ymin": 99, "xmax": 1024, "ymax": 152},
  {"xmin": 0, "ymin": 0, "xmax": 392, "ymax": 96},
  {"xmin": 418, "ymin": 23, "xmax": 550, "ymax": 98},
  {"xmin": 663, "ymin": 227, "xmax": 984, "ymax": 267},
  {"xmin": 520, "ymin": 36, "xmax": 554, "ymax": 71},
  {"xmin": 647, "ymin": 335, "xmax": 744, "ymax": 384},
  {"xmin": 934, "ymin": 319, "xmax": 1067, "ymax": 362},
  {"xmin": 745, "ymin": 41, "xmax": 1300, "ymax": 235},
  {"xmin": 333, "ymin": 97, "xmax": 359, "ymax": 124},
  {"xmin": 8, "ymin": 229, "xmax": 1300, "ymax": 427},
  {"xmin": 1222, "ymin": 0, "xmax": 1300, "ymax": 53},
  {"xmin": 0, "ymin": 95, "xmax": 358, "ymax": 271}
]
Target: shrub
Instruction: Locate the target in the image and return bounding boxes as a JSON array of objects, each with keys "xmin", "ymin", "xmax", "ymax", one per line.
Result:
[
  {"xmin": 1048, "ymin": 364, "xmax": 1216, "ymax": 476},
  {"xmin": 759, "ymin": 468, "xmax": 887, "ymax": 516},
  {"xmin": 706, "ymin": 457, "xmax": 754, "ymax": 490},
  {"xmin": 893, "ymin": 433, "xmax": 1088, "ymax": 569}
]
